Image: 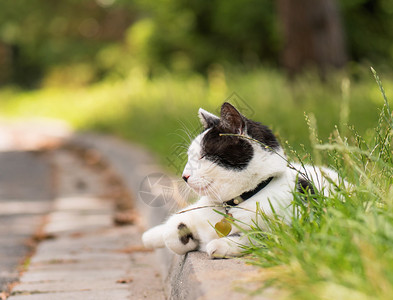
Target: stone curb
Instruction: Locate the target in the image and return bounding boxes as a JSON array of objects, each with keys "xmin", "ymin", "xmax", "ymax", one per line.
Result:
[{"xmin": 67, "ymin": 133, "xmax": 267, "ymax": 300}]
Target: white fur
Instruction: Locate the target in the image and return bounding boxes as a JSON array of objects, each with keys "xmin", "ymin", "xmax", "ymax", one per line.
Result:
[
  {"xmin": 142, "ymin": 119, "xmax": 343, "ymax": 258},
  {"xmin": 198, "ymin": 108, "xmax": 219, "ymax": 128}
]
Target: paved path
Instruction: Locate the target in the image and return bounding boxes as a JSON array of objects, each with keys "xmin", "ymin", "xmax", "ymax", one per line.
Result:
[
  {"xmin": 0, "ymin": 151, "xmax": 53, "ymax": 294},
  {"xmin": 7, "ymin": 148, "xmax": 165, "ymax": 300},
  {"xmin": 0, "ymin": 123, "xmax": 165, "ymax": 299}
]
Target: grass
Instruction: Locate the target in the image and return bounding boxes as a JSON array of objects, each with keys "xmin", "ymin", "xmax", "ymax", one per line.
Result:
[
  {"xmin": 0, "ymin": 65, "xmax": 391, "ymax": 175},
  {"xmin": 241, "ymin": 68, "xmax": 393, "ymax": 300},
  {"xmin": 1, "ymin": 65, "xmax": 393, "ymax": 298}
]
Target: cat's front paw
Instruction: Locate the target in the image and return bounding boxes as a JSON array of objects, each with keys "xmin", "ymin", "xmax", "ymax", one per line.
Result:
[
  {"xmin": 164, "ymin": 222, "xmax": 199, "ymax": 255},
  {"xmin": 206, "ymin": 237, "xmax": 242, "ymax": 258},
  {"xmin": 142, "ymin": 224, "xmax": 166, "ymax": 249}
]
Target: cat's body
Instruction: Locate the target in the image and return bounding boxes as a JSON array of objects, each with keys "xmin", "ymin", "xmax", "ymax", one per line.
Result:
[{"xmin": 142, "ymin": 103, "xmax": 341, "ymax": 258}]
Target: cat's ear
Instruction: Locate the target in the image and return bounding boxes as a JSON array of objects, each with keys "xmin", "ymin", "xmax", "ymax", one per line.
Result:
[
  {"xmin": 198, "ymin": 108, "xmax": 220, "ymax": 129},
  {"xmin": 220, "ymin": 102, "xmax": 245, "ymax": 134}
]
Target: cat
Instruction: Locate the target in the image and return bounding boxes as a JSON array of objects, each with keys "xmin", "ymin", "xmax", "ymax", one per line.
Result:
[{"xmin": 142, "ymin": 102, "xmax": 342, "ymax": 258}]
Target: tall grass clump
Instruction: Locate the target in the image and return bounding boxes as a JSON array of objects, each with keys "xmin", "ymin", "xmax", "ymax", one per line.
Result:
[{"xmin": 244, "ymin": 69, "xmax": 393, "ymax": 300}]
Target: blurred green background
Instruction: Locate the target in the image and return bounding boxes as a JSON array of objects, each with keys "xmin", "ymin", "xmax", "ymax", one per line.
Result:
[{"xmin": 1, "ymin": 0, "xmax": 393, "ymax": 172}]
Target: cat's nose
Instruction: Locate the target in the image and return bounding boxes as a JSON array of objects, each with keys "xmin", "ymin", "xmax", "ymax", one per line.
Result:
[{"xmin": 182, "ymin": 174, "xmax": 190, "ymax": 183}]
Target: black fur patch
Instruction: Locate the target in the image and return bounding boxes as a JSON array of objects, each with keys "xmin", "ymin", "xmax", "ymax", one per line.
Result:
[
  {"xmin": 178, "ymin": 223, "xmax": 194, "ymax": 245},
  {"xmin": 201, "ymin": 119, "xmax": 280, "ymax": 171},
  {"xmin": 246, "ymin": 119, "xmax": 280, "ymax": 150},
  {"xmin": 202, "ymin": 125, "xmax": 253, "ymax": 170},
  {"xmin": 297, "ymin": 177, "xmax": 315, "ymax": 195}
]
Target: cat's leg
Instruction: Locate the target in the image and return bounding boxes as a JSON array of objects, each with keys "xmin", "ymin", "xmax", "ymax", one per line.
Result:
[
  {"xmin": 142, "ymin": 224, "xmax": 166, "ymax": 249},
  {"xmin": 206, "ymin": 233, "xmax": 250, "ymax": 258},
  {"xmin": 162, "ymin": 213, "xmax": 200, "ymax": 255},
  {"xmin": 142, "ymin": 218, "xmax": 199, "ymax": 254},
  {"xmin": 143, "ymin": 205, "xmax": 206, "ymax": 254},
  {"xmin": 143, "ymin": 197, "xmax": 223, "ymax": 255},
  {"xmin": 162, "ymin": 196, "xmax": 224, "ymax": 255}
]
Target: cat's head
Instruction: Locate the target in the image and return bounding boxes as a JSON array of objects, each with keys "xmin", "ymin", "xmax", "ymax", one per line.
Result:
[{"xmin": 182, "ymin": 102, "xmax": 287, "ymax": 203}]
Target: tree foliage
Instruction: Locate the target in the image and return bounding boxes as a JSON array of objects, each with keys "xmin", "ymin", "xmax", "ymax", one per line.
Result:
[{"xmin": 0, "ymin": 0, "xmax": 393, "ymax": 86}]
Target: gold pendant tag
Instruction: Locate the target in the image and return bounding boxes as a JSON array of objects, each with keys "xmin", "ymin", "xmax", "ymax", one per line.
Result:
[{"xmin": 214, "ymin": 213, "xmax": 233, "ymax": 237}]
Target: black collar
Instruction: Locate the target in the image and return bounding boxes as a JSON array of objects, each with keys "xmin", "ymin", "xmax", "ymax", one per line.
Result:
[{"xmin": 225, "ymin": 177, "xmax": 274, "ymax": 206}]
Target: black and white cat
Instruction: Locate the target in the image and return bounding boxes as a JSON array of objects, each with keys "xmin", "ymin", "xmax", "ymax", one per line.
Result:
[{"xmin": 142, "ymin": 102, "xmax": 340, "ymax": 258}]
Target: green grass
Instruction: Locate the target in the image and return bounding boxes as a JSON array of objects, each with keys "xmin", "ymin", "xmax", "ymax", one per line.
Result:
[
  {"xmin": 241, "ymin": 69, "xmax": 393, "ymax": 300},
  {"xmin": 1, "ymin": 65, "xmax": 393, "ymax": 298},
  {"xmin": 0, "ymin": 65, "xmax": 390, "ymax": 175}
]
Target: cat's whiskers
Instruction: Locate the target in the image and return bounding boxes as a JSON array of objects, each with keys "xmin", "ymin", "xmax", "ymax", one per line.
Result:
[
  {"xmin": 176, "ymin": 177, "xmax": 198, "ymax": 198},
  {"xmin": 170, "ymin": 130, "xmax": 192, "ymax": 148},
  {"xmin": 171, "ymin": 180, "xmax": 192, "ymax": 206},
  {"xmin": 206, "ymin": 185, "xmax": 222, "ymax": 202},
  {"xmin": 172, "ymin": 131, "xmax": 191, "ymax": 144},
  {"xmin": 172, "ymin": 142, "xmax": 189, "ymax": 150},
  {"xmin": 179, "ymin": 184, "xmax": 193, "ymax": 202},
  {"xmin": 169, "ymin": 123, "xmax": 199, "ymax": 159},
  {"xmin": 185, "ymin": 176, "xmax": 212, "ymax": 194},
  {"xmin": 199, "ymin": 177, "xmax": 223, "ymax": 202},
  {"xmin": 178, "ymin": 121, "xmax": 201, "ymax": 144}
]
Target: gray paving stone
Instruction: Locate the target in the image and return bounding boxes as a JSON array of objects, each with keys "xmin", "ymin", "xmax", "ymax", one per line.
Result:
[
  {"xmin": 12, "ymin": 279, "xmax": 129, "ymax": 293},
  {"xmin": 8, "ymin": 289, "xmax": 130, "ymax": 300},
  {"xmin": 0, "ymin": 151, "xmax": 53, "ymax": 293},
  {"xmin": 0, "ymin": 152, "xmax": 53, "ymax": 201},
  {"xmin": 0, "ymin": 215, "xmax": 44, "ymax": 235},
  {"xmin": 28, "ymin": 259, "xmax": 131, "ymax": 272},
  {"xmin": 52, "ymin": 149, "xmax": 108, "ymax": 198},
  {"xmin": 20, "ymin": 269, "xmax": 128, "ymax": 283},
  {"xmin": 15, "ymin": 281, "xmax": 124, "ymax": 294},
  {"xmin": 30, "ymin": 251, "xmax": 129, "ymax": 265},
  {"xmin": 40, "ymin": 225, "xmax": 136, "ymax": 245},
  {"xmin": 54, "ymin": 196, "xmax": 113, "ymax": 211},
  {"xmin": 0, "ymin": 200, "xmax": 52, "ymax": 216},
  {"xmin": 44, "ymin": 210, "xmax": 113, "ymax": 234}
]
